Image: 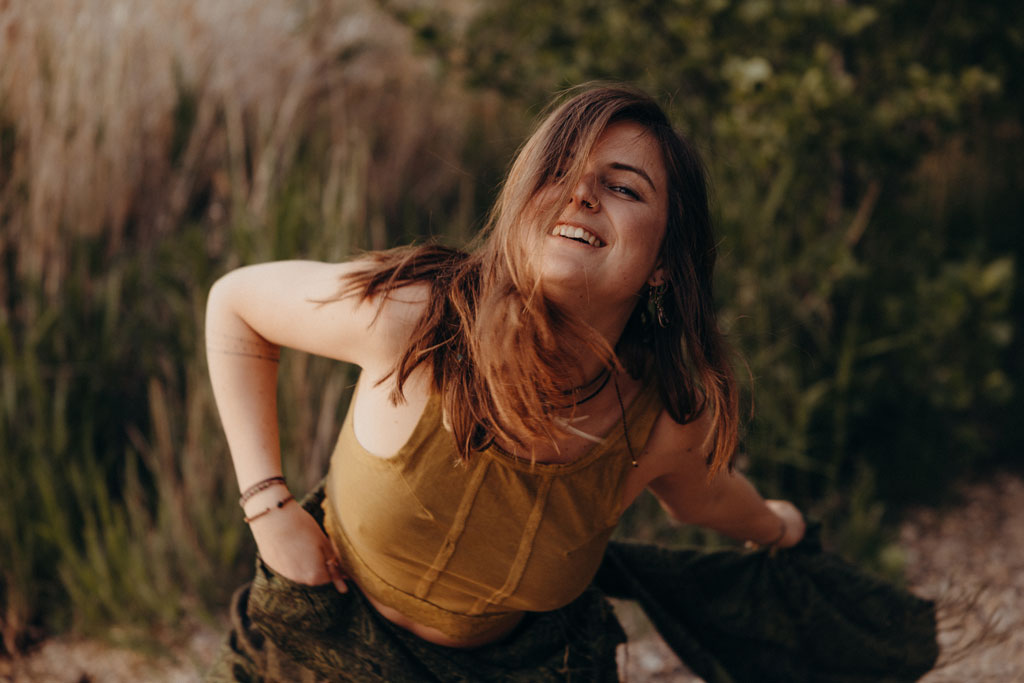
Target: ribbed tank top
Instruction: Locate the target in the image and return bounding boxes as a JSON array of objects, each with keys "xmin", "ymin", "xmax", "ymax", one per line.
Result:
[{"xmin": 321, "ymin": 378, "xmax": 663, "ymax": 641}]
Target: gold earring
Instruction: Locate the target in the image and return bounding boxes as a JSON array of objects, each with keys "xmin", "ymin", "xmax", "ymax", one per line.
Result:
[{"xmin": 650, "ymin": 283, "xmax": 669, "ymax": 328}]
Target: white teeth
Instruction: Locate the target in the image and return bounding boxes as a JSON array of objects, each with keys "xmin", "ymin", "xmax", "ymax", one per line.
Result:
[{"xmin": 552, "ymin": 224, "xmax": 603, "ymax": 247}]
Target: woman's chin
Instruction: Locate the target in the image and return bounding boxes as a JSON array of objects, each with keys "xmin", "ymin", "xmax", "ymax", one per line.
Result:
[{"xmin": 539, "ymin": 262, "xmax": 594, "ymax": 301}]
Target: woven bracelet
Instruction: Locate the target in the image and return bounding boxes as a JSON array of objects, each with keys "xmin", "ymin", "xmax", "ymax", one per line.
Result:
[
  {"xmin": 238, "ymin": 475, "xmax": 287, "ymax": 508},
  {"xmin": 243, "ymin": 494, "xmax": 295, "ymax": 524}
]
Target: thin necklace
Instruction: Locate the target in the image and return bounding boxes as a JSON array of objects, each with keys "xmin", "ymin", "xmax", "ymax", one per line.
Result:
[
  {"xmin": 488, "ymin": 371, "xmax": 638, "ymax": 467},
  {"xmin": 561, "ymin": 366, "xmax": 610, "ymax": 397},
  {"xmin": 557, "ymin": 367, "xmax": 611, "ymax": 408},
  {"xmin": 477, "ymin": 368, "xmax": 610, "ymax": 454},
  {"xmin": 613, "ymin": 372, "xmax": 639, "ymax": 468}
]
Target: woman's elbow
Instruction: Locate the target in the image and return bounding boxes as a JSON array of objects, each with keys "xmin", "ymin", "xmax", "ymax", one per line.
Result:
[{"xmin": 205, "ymin": 270, "xmax": 243, "ymax": 337}]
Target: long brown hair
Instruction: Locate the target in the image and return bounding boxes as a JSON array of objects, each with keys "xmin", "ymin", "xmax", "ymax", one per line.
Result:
[{"xmin": 338, "ymin": 84, "xmax": 739, "ymax": 475}]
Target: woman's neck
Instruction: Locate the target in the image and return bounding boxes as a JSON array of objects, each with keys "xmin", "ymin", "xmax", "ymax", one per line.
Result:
[{"xmin": 548, "ymin": 288, "xmax": 637, "ymax": 353}]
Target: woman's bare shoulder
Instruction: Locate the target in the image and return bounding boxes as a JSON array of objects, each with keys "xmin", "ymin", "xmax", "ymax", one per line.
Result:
[
  {"xmin": 639, "ymin": 406, "xmax": 715, "ymax": 481},
  {"xmin": 207, "ymin": 259, "xmax": 431, "ymax": 368}
]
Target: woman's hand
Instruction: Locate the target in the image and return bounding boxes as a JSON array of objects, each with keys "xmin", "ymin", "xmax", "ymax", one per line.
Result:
[
  {"xmin": 245, "ymin": 491, "xmax": 348, "ymax": 592},
  {"xmin": 764, "ymin": 499, "xmax": 806, "ymax": 549}
]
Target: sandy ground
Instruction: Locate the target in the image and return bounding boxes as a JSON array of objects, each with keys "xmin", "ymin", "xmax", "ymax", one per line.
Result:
[
  {"xmin": 900, "ymin": 473, "xmax": 1024, "ymax": 682},
  {"xmin": 3, "ymin": 473, "xmax": 1022, "ymax": 682}
]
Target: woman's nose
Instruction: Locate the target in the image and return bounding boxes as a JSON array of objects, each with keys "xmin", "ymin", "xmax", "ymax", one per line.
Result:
[{"xmin": 569, "ymin": 176, "xmax": 600, "ymax": 211}]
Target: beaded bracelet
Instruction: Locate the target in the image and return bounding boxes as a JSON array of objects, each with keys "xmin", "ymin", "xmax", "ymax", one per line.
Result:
[
  {"xmin": 238, "ymin": 475, "xmax": 287, "ymax": 508},
  {"xmin": 243, "ymin": 494, "xmax": 295, "ymax": 524}
]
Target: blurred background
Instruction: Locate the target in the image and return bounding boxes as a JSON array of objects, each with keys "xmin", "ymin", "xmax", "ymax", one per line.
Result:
[{"xmin": 1, "ymin": 0, "xmax": 1021, "ymax": 667}]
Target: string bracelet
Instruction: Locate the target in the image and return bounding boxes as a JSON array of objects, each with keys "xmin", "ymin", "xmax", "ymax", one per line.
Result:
[
  {"xmin": 243, "ymin": 494, "xmax": 295, "ymax": 524},
  {"xmin": 239, "ymin": 476, "xmax": 287, "ymax": 508}
]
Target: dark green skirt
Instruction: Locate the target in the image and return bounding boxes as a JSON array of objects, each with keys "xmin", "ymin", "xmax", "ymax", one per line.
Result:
[{"xmin": 206, "ymin": 487, "xmax": 937, "ymax": 683}]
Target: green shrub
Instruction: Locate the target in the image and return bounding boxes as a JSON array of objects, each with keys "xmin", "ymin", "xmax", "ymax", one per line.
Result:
[{"xmin": 456, "ymin": 0, "xmax": 1020, "ymax": 560}]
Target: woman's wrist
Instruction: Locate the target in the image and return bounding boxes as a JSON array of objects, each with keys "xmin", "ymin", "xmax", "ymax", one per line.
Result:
[
  {"xmin": 240, "ymin": 480, "xmax": 293, "ymax": 521},
  {"xmin": 762, "ymin": 516, "xmax": 787, "ymax": 548},
  {"xmin": 239, "ymin": 475, "xmax": 287, "ymax": 507},
  {"xmin": 761, "ymin": 499, "xmax": 806, "ymax": 549},
  {"xmin": 243, "ymin": 492, "xmax": 295, "ymax": 524},
  {"xmin": 744, "ymin": 515, "xmax": 787, "ymax": 550}
]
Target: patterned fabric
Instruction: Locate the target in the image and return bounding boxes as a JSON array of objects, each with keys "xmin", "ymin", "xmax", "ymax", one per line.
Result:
[
  {"xmin": 207, "ymin": 490, "xmax": 938, "ymax": 683},
  {"xmin": 206, "ymin": 563, "xmax": 623, "ymax": 683},
  {"xmin": 206, "ymin": 486, "xmax": 624, "ymax": 683}
]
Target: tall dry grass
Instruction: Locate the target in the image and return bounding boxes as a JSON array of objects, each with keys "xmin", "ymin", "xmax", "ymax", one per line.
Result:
[
  {"xmin": 0, "ymin": 0, "xmax": 472, "ymax": 293},
  {"xmin": 0, "ymin": 0, "xmax": 484, "ymax": 652}
]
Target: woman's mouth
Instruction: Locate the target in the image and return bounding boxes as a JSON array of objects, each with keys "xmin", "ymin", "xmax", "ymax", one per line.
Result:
[{"xmin": 551, "ymin": 223, "xmax": 605, "ymax": 247}]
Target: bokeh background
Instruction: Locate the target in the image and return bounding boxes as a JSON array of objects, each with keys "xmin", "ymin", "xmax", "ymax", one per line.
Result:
[{"xmin": 1, "ymin": 0, "xmax": 1021, "ymax": 660}]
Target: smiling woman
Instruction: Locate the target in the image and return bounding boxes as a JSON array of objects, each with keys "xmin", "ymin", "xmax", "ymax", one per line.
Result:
[
  {"xmin": 539, "ymin": 121, "xmax": 669, "ymax": 332},
  {"xmin": 204, "ymin": 84, "xmax": 937, "ymax": 681}
]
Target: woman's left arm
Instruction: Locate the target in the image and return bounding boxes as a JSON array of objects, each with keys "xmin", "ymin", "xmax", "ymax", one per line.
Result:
[{"xmin": 641, "ymin": 411, "xmax": 806, "ymax": 549}]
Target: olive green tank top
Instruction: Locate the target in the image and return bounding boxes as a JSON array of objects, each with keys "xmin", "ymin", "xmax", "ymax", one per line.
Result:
[{"xmin": 321, "ymin": 378, "xmax": 662, "ymax": 642}]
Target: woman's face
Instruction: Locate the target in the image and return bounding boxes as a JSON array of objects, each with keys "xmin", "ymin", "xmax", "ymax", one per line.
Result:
[{"xmin": 537, "ymin": 121, "xmax": 669, "ymax": 321}]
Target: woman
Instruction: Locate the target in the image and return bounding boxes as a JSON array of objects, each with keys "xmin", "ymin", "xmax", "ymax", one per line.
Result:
[{"xmin": 205, "ymin": 86, "xmax": 935, "ymax": 682}]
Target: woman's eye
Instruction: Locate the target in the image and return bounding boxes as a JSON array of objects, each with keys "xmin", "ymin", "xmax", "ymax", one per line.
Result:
[{"xmin": 609, "ymin": 184, "xmax": 639, "ymax": 199}]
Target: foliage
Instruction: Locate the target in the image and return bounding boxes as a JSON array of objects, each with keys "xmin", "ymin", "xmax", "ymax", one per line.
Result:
[
  {"xmin": 456, "ymin": 0, "xmax": 1021, "ymax": 564},
  {"xmin": 0, "ymin": 0, "xmax": 1020, "ymax": 653},
  {"xmin": 0, "ymin": 0, "xmax": 481, "ymax": 652}
]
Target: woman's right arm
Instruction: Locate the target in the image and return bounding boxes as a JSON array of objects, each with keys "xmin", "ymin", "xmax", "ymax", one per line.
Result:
[
  {"xmin": 204, "ymin": 259, "xmax": 419, "ymax": 587},
  {"xmin": 639, "ymin": 410, "xmax": 806, "ymax": 550}
]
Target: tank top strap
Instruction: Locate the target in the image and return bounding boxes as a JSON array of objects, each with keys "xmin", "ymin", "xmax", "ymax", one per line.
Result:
[{"xmin": 621, "ymin": 375, "xmax": 664, "ymax": 450}]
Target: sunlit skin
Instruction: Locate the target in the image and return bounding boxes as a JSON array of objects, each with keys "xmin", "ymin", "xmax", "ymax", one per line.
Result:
[{"xmin": 539, "ymin": 121, "xmax": 669, "ymax": 346}]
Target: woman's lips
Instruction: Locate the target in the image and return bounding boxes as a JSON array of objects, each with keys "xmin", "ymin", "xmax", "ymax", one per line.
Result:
[{"xmin": 551, "ymin": 222, "xmax": 605, "ymax": 247}]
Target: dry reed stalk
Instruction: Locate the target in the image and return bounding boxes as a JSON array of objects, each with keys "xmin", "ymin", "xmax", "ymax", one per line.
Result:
[
  {"xmin": 0, "ymin": 0, "xmax": 477, "ymax": 649},
  {"xmin": 0, "ymin": 0, "xmax": 470, "ymax": 297}
]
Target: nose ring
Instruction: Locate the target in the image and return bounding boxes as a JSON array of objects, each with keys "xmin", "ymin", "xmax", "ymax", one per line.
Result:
[{"xmin": 580, "ymin": 197, "xmax": 599, "ymax": 209}]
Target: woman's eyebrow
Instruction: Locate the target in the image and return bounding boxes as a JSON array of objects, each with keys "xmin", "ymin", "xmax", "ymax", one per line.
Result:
[{"xmin": 609, "ymin": 162, "xmax": 656, "ymax": 192}]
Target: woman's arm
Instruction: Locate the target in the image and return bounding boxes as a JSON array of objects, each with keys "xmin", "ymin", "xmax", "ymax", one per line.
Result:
[
  {"xmin": 205, "ymin": 259, "xmax": 422, "ymax": 586},
  {"xmin": 649, "ymin": 467, "xmax": 805, "ymax": 548},
  {"xmin": 641, "ymin": 411, "xmax": 806, "ymax": 548},
  {"xmin": 206, "ymin": 261, "xmax": 385, "ymax": 487}
]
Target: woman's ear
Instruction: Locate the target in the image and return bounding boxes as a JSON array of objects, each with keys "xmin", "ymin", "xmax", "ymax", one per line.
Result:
[{"xmin": 647, "ymin": 265, "xmax": 666, "ymax": 288}]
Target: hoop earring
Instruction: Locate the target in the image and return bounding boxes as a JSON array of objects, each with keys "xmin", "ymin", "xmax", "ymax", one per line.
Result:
[{"xmin": 650, "ymin": 283, "xmax": 669, "ymax": 328}]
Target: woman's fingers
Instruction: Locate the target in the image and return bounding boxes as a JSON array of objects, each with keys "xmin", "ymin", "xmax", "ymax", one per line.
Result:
[
  {"xmin": 248, "ymin": 501, "xmax": 350, "ymax": 593},
  {"xmin": 251, "ymin": 504, "xmax": 346, "ymax": 586},
  {"xmin": 324, "ymin": 555, "xmax": 349, "ymax": 594},
  {"xmin": 764, "ymin": 499, "xmax": 806, "ymax": 547}
]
